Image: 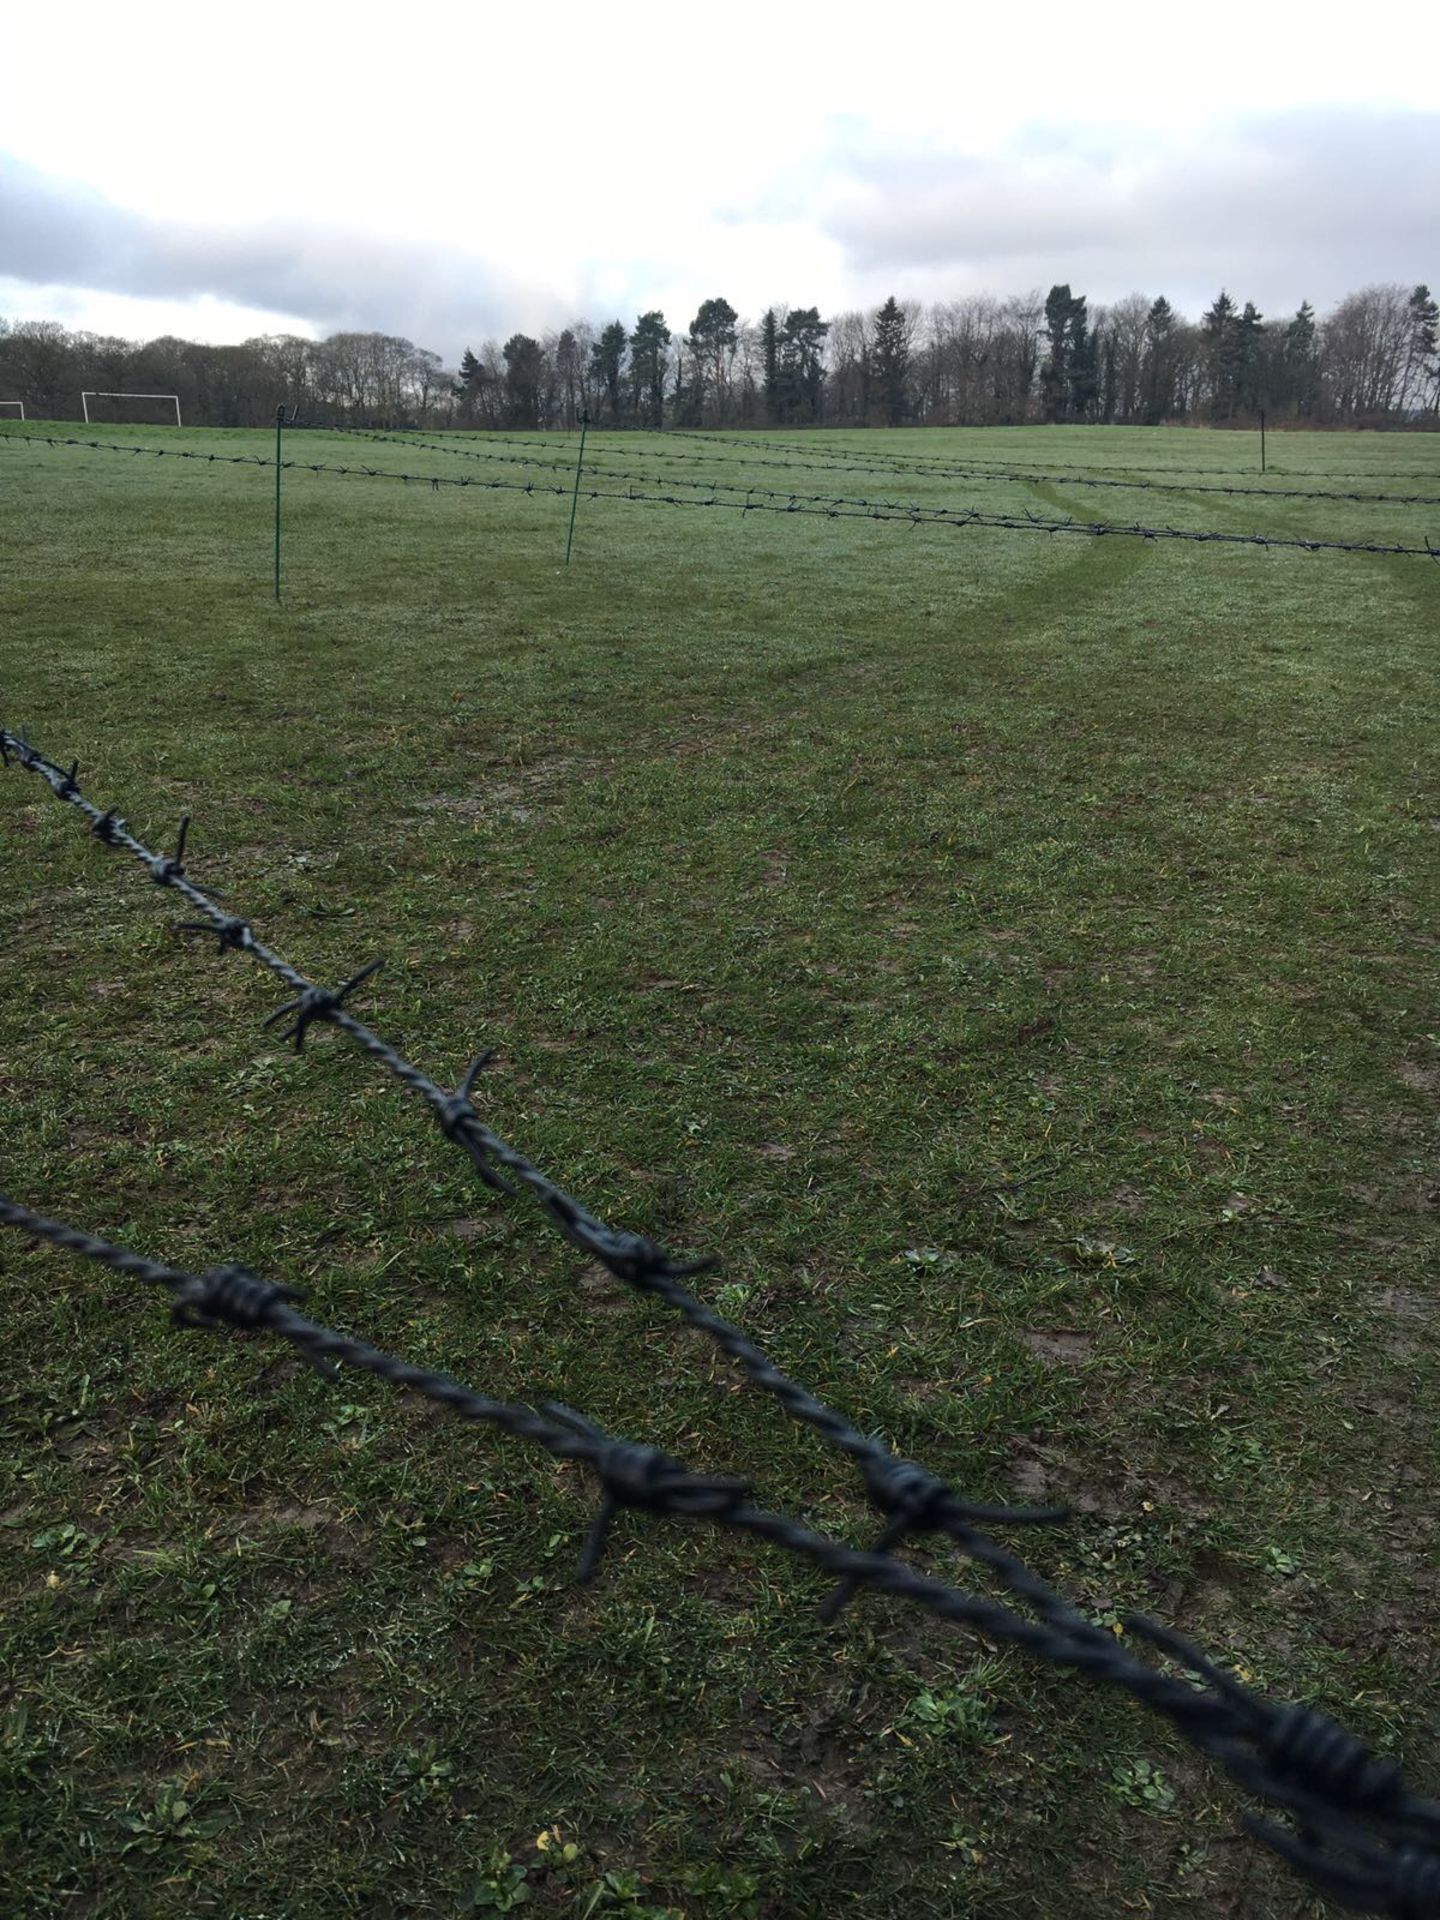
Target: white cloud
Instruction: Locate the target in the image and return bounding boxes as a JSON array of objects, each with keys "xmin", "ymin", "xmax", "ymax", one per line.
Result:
[
  {"xmin": 0, "ymin": 278, "xmax": 315, "ymax": 344},
  {"xmin": 1, "ymin": 0, "xmax": 1437, "ymax": 349}
]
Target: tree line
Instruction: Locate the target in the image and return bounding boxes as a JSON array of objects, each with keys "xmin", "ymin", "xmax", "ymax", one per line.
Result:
[{"xmin": 2, "ymin": 282, "xmax": 1435, "ymax": 431}]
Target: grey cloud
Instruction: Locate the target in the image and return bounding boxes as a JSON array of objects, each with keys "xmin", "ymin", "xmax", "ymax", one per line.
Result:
[
  {"xmin": 5, "ymin": 106, "xmax": 1435, "ymax": 347},
  {"xmin": 0, "ymin": 155, "xmax": 563, "ymax": 350},
  {"xmin": 822, "ymin": 108, "xmax": 1440, "ymax": 316}
]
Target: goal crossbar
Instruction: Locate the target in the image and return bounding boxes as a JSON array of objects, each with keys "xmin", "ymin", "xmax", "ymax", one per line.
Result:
[
  {"xmin": 0, "ymin": 401, "xmax": 24, "ymax": 419},
  {"xmin": 81, "ymin": 391, "xmax": 181, "ymax": 427}
]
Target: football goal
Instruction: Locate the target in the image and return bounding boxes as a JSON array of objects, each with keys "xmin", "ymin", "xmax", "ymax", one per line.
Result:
[
  {"xmin": 0, "ymin": 401, "xmax": 24, "ymax": 420},
  {"xmin": 81, "ymin": 392, "xmax": 182, "ymax": 427}
]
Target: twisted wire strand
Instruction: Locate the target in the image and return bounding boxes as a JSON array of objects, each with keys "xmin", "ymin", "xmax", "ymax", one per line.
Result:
[{"xmin": 3, "ymin": 1183, "xmax": 1439, "ymax": 1916}]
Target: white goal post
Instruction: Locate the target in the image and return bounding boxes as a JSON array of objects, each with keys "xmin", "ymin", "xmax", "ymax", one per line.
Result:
[
  {"xmin": 81, "ymin": 391, "xmax": 182, "ymax": 427},
  {"xmin": 0, "ymin": 401, "xmax": 24, "ymax": 419}
]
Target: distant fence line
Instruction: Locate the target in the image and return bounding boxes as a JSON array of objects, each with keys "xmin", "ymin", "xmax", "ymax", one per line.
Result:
[
  {"xmin": 314, "ymin": 422, "xmax": 1440, "ymax": 506},
  {"xmin": 4, "ymin": 429, "xmax": 1437, "ymax": 561},
  {"xmin": 658, "ymin": 426, "xmax": 1440, "ymax": 488},
  {"xmin": 3, "ymin": 721, "xmax": 1439, "ymax": 1917}
]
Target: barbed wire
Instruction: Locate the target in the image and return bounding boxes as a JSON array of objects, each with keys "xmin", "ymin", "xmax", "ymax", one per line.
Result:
[
  {"xmin": 6, "ymin": 1184, "xmax": 1440, "ymax": 1916},
  {"xmin": 362, "ymin": 420, "xmax": 1440, "ymax": 506},
  {"xmin": 301, "ymin": 422, "xmax": 1440, "ymax": 510},
  {"xmin": 302, "ymin": 423, "xmax": 1010, "ymax": 513},
  {"xmin": 0, "ymin": 427, "xmax": 574, "ymax": 500},
  {"xmin": 7, "ymin": 416, "xmax": 1437, "ymax": 490},
  {"xmin": 4, "ymin": 429, "xmax": 1437, "ymax": 560},
  {"xmin": 4, "ymin": 725, "xmax": 1440, "ymax": 1914},
  {"xmin": 0, "ymin": 1190, "xmax": 752, "ymax": 1571},
  {"xmin": 660, "ymin": 427, "xmax": 1440, "ymax": 488},
  {"xmin": 610, "ymin": 493, "xmax": 1440, "ymax": 559},
  {"xmin": 0, "ymin": 724, "xmax": 1063, "ymax": 1531},
  {"xmin": 299, "ymin": 423, "xmax": 1339, "ymax": 525}
]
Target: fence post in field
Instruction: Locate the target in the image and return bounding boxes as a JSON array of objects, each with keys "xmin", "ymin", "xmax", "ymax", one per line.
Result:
[
  {"xmin": 274, "ymin": 405, "xmax": 285, "ymax": 601},
  {"xmin": 1260, "ymin": 408, "xmax": 1266, "ymax": 475},
  {"xmin": 565, "ymin": 410, "xmax": 590, "ymax": 566}
]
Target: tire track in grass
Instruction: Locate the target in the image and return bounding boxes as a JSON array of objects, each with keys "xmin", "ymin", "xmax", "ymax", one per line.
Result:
[{"xmin": 948, "ymin": 478, "xmax": 1159, "ymax": 649}]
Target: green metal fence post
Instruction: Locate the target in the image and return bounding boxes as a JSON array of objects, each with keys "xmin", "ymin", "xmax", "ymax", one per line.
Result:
[
  {"xmin": 1260, "ymin": 408, "xmax": 1266, "ymax": 476},
  {"xmin": 274, "ymin": 404, "xmax": 285, "ymax": 601},
  {"xmin": 564, "ymin": 409, "xmax": 589, "ymax": 566}
]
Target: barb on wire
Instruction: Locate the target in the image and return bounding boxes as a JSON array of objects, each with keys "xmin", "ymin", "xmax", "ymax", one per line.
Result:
[
  {"xmin": 263, "ymin": 958, "xmax": 385, "ymax": 1051},
  {"xmin": 4, "ymin": 1178, "xmax": 1440, "ymax": 1917}
]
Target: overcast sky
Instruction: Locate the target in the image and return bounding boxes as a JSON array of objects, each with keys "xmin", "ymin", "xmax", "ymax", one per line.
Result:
[{"xmin": 2, "ymin": 0, "xmax": 1436, "ymax": 362}]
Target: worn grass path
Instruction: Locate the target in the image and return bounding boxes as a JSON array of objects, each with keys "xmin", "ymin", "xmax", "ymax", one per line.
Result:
[{"xmin": 2, "ymin": 423, "xmax": 1438, "ymax": 1917}]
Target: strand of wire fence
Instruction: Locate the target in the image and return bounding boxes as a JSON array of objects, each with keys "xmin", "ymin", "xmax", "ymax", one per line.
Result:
[
  {"xmin": 325, "ymin": 422, "xmax": 1440, "ymax": 509},
  {"xmin": 307, "ymin": 425, "xmax": 959, "ymax": 512},
  {"xmin": 0, "ymin": 1191, "xmax": 751, "ymax": 1567},
  {"xmin": 0, "ymin": 724, "xmax": 1064, "ymax": 1541},
  {"xmin": 5, "ymin": 430, "xmax": 1436, "ymax": 560},
  {"xmin": 0, "ymin": 428, "xmax": 572, "ymax": 500},
  {"xmin": 5, "ymin": 726, "xmax": 1440, "ymax": 1915},
  {"xmin": 334, "ymin": 420, "xmax": 1291, "ymax": 482},
  {"xmin": 6, "ymin": 416, "xmax": 1437, "ymax": 491},
  {"xmin": 298, "ymin": 425, "xmax": 1343, "ymax": 525},
  {"xmin": 115, "ymin": 413, "xmax": 1437, "ymax": 504},
  {"xmin": 610, "ymin": 494, "xmax": 1439, "ymax": 559},
  {"xmin": 658, "ymin": 426, "xmax": 1440, "ymax": 488},
  {"xmin": 5, "ymin": 1187, "xmax": 1440, "ymax": 1916},
  {"xmin": 4, "ymin": 1198, "xmax": 1440, "ymax": 1920}
]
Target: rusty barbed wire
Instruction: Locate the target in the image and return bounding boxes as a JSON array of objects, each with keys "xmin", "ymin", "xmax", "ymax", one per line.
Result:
[
  {"xmin": 3, "ymin": 727, "xmax": 1440, "ymax": 1914},
  {"xmin": 3, "ymin": 429, "xmax": 1436, "ymax": 559}
]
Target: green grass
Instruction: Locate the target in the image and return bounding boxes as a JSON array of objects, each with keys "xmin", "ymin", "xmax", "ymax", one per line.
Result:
[{"xmin": 1, "ymin": 421, "xmax": 1438, "ymax": 1918}]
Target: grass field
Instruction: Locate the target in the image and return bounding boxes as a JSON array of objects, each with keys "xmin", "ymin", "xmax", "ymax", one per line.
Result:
[{"xmin": 2, "ymin": 420, "xmax": 1438, "ymax": 1918}]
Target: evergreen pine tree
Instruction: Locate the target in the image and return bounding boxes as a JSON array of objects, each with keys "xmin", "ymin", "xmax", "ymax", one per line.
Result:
[
  {"xmin": 454, "ymin": 346, "xmax": 482, "ymax": 419},
  {"xmin": 1282, "ymin": 302, "xmax": 1319, "ymax": 418},
  {"xmin": 1235, "ymin": 302, "xmax": 1266, "ymax": 416},
  {"xmin": 1140, "ymin": 297, "xmax": 1177, "ymax": 424},
  {"xmin": 1406, "ymin": 285, "xmax": 1439, "ymax": 413},
  {"xmin": 779, "ymin": 309, "xmax": 828, "ymax": 422},
  {"xmin": 628, "ymin": 311, "xmax": 671, "ymax": 428},
  {"xmin": 760, "ymin": 309, "xmax": 781, "ymax": 423},
  {"xmin": 870, "ymin": 296, "xmax": 911, "ymax": 425},
  {"xmin": 1201, "ymin": 291, "xmax": 1239, "ymax": 418},
  {"xmin": 687, "ymin": 298, "xmax": 739, "ymax": 423},
  {"xmin": 589, "ymin": 321, "xmax": 628, "ymax": 424},
  {"xmin": 501, "ymin": 334, "xmax": 545, "ymax": 428},
  {"xmin": 1066, "ymin": 295, "xmax": 1096, "ymax": 420},
  {"xmin": 1040, "ymin": 284, "xmax": 1075, "ymax": 421}
]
